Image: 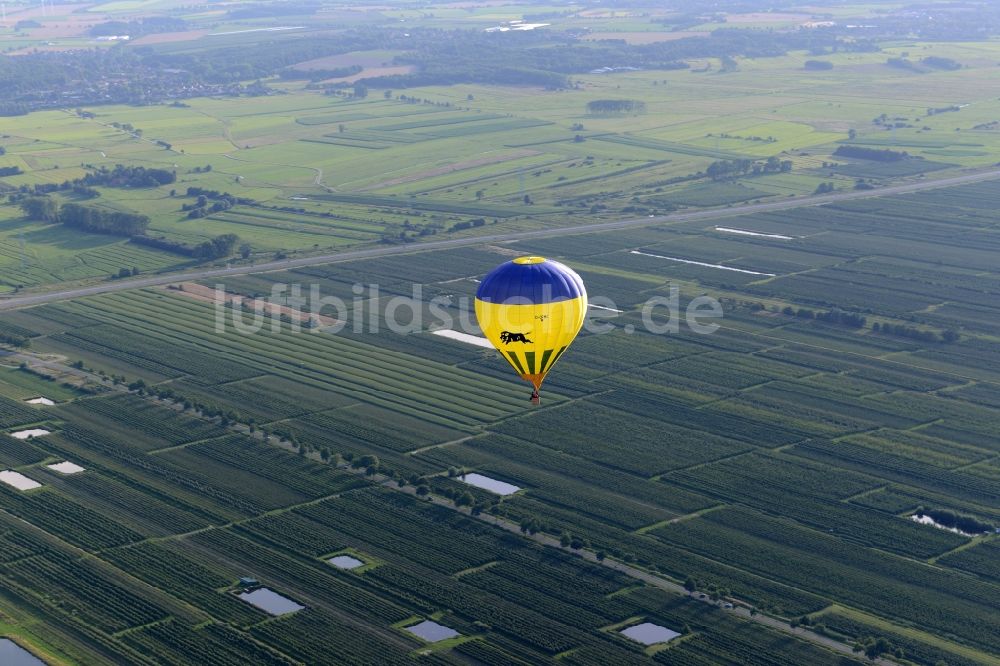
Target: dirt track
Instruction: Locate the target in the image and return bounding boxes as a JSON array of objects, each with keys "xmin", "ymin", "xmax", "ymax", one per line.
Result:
[{"xmin": 167, "ymin": 282, "xmax": 339, "ymax": 327}]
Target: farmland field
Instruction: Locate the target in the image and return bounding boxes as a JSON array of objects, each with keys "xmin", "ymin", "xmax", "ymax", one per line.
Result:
[
  {"xmin": 5, "ymin": 5, "xmax": 1000, "ymax": 295},
  {"xmin": 3, "ymin": 0, "xmax": 1000, "ymax": 664}
]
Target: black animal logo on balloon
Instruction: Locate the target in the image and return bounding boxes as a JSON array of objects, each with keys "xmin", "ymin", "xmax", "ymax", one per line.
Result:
[{"xmin": 500, "ymin": 331, "xmax": 533, "ymax": 344}]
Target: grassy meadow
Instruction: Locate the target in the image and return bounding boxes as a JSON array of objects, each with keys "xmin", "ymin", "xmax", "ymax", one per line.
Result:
[{"xmin": 4, "ymin": 27, "xmax": 1000, "ymax": 292}]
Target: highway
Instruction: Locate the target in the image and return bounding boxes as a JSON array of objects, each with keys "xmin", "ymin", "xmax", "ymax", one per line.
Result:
[{"xmin": 3, "ymin": 167, "xmax": 999, "ymax": 311}]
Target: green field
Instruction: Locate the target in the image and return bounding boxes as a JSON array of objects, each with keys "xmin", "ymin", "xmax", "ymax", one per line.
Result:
[
  {"xmin": 3, "ymin": 174, "xmax": 1000, "ymax": 663},
  {"xmin": 5, "ymin": 14, "xmax": 1000, "ymax": 294}
]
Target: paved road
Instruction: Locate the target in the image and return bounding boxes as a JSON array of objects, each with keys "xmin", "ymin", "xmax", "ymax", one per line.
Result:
[{"xmin": 3, "ymin": 167, "xmax": 999, "ymax": 311}]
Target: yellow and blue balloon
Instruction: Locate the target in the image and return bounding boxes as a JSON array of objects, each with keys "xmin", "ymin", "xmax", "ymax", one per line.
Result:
[{"xmin": 475, "ymin": 256, "xmax": 587, "ymax": 404}]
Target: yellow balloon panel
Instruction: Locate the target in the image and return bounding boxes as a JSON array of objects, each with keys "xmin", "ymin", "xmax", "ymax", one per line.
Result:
[{"xmin": 475, "ymin": 296, "xmax": 587, "ymax": 389}]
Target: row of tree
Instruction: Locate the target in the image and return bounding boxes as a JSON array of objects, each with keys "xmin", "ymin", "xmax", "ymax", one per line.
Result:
[
  {"xmin": 707, "ymin": 156, "xmax": 792, "ymax": 180},
  {"xmin": 922, "ymin": 56, "xmax": 962, "ymax": 70},
  {"xmin": 179, "ymin": 187, "xmax": 253, "ymax": 219},
  {"xmin": 783, "ymin": 306, "xmax": 867, "ymax": 328},
  {"xmin": 7, "ymin": 165, "xmax": 173, "ymax": 201},
  {"xmin": 915, "ymin": 507, "xmax": 993, "ymax": 534},
  {"xmin": 60, "ymin": 203, "xmax": 150, "ymax": 236},
  {"xmin": 804, "ymin": 60, "xmax": 834, "ymax": 71},
  {"xmin": 834, "ymin": 145, "xmax": 909, "ymax": 162},
  {"xmin": 130, "ymin": 233, "xmax": 242, "ymax": 259},
  {"xmin": 181, "ymin": 187, "xmax": 253, "ymax": 205},
  {"xmin": 586, "ymin": 99, "xmax": 646, "ymax": 115},
  {"xmin": 19, "ymin": 196, "xmax": 59, "ymax": 222},
  {"xmin": 78, "ymin": 164, "xmax": 176, "ymax": 188},
  {"xmin": 780, "ymin": 304, "xmax": 959, "ymax": 342},
  {"xmin": 873, "ymin": 322, "xmax": 959, "ymax": 343},
  {"xmin": 448, "ymin": 217, "xmax": 487, "ymax": 232},
  {"xmin": 0, "ymin": 332, "xmax": 30, "ymax": 348}
]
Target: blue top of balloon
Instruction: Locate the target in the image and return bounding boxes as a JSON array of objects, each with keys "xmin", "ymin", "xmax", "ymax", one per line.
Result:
[{"xmin": 476, "ymin": 256, "xmax": 585, "ymax": 305}]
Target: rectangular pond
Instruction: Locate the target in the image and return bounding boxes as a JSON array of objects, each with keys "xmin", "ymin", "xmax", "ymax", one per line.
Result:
[
  {"xmin": 0, "ymin": 638, "xmax": 46, "ymax": 666},
  {"xmin": 0, "ymin": 471, "xmax": 42, "ymax": 491},
  {"xmin": 459, "ymin": 473, "xmax": 520, "ymax": 496},
  {"xmin": 431, "ymin": 329, "xmax": 493, "ymax": 348},
  {"xmin": 629, "ymin": 250, "xmax": 776, "ymax": 276},
  {"xmin": 47, "ymin": 462, "xmax": 85, "ymax": 475},
  {"xmin": 911, "ymin": 513, "xmax": 979, "ymax": 537},
  {"xmin": 620, "ymin": 622, "xmax": 681, "ymax": 645},
  {"xmin": 327, "ymin": 555, "xmax": 364, "ymax": 570},
  {"xmin": 236, "ymin": 588, "xmax": 304, "ymax": 616},
  {"xmin": 715, "ymin": 226, "xmax": 794, "ymax": 240},
  {"xmin": 405, "ymin": 620, "xmax": 459, "ymax": 643},
  {"xmin": 10, "ymin": 429, "xmax": 50, "ymax": 440}
]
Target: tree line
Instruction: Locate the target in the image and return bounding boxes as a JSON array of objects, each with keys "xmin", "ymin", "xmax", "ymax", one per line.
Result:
[
  {"xmin": 19, "ymin": 196, "xmax": 149, "ymax": 235},
  {"xmin": 586, "ymin": 99, "xmax": 646, "ymax": 115},
  {"xmin": 783, "ymin": 307, "xmax": 867, "ymax": 328},
  {"xmin": 804, "ymin": 60, "xmax": 834, "ymax": 70},
  {"xmin": 922, "ymin": 56, "xmax": 961, "ymax": 70},
  {"xmin": 915, "ymin": 507, "xmax": 993, "ymax": 534},
  {"xmin": 873, "ymin": 322, "xmax": 959, "ymax": 343},
  {"xmin": 6, "ymin": 164, "xmax": 174, "ymax": 200},
  {"xmin": 178, "ymin": 187, "xmax": 253, "ymax": 219},
  {"xmin": 78, "ymin": 164, "xmax": 176, "ymax": 188},
  {"xmin": 834, "ymin": 146, "xmax": 909, "ymax": 162},
  {"xmin": 60, "ymin": 202, "xmax": 150, "ymax": 236},
  {"xmin": 0, "ymin": 332, "xmax": 30, "ymax": 348},
  {"xmin": 130, "ymin": 233, "xmax": 241, "ymax": 260},
  {"xmin": 780, "ymin": 305, "xmax": 959, "ymax": 342},
  {"xmin": 707, "ymin": 156, "xmax": 792, "ymax": 180}
]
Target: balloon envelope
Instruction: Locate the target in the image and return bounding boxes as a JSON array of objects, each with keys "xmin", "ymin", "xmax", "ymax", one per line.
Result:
[{"xmin": 475, "ymin": 256, "xmax": 587, "ymax": 391}]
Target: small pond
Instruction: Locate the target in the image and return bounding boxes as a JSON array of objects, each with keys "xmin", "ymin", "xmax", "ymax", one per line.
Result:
[
  {"xmin": 10, "ymin": 429, "xmax": 50, "ymax": 440},
  {"xmin": 237, "ymin": 588, "xmax": 304, "ymax": 616},
  {"xmin": 328, "ymin": 555, "xmax": 364, "ymax": 570},
  {"xmin": 405, "ymin": 620, "xmax": 459, "ymax": 643},
  {"xmin": 0, "ymin": 638, "xmax": 46, "ymax": 666},
  {"xmin": 458, "ymin": 473, "xmax": 520, "ymax": 496},
  {"xmin": 47, "ymin": 462, "xmax": 85, "ymax": 475},
  {"xmin": 0, "ymin": 471, "xmax": 41, "ymax": 491},
  {"xmin": 620, "ymin": 622, "xmax": 680, "ymax": 646}
]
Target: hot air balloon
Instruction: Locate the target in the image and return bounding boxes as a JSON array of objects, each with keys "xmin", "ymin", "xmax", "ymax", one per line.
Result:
[{"xmin": 475, "ymin": 256, "xmax": 587, "ymax": 404}]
